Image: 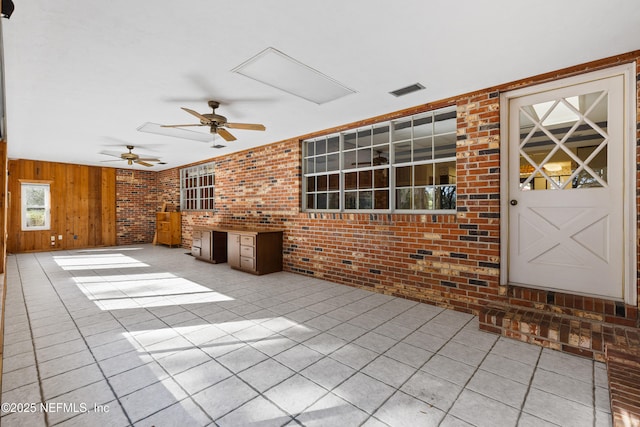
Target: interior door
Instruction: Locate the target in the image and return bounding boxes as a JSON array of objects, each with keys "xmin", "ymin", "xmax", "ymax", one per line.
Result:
[{"xmin": 508, "ymin": 75, "xmax": 624, "ymax": 299}]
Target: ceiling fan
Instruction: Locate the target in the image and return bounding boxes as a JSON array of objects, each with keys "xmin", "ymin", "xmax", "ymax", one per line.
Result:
[
  {"xmin": 100, "ymin": 145, "xmax": 160, "ymax": 167},
  {"xmin": 161, "ymin": 100, "xmax": 266, "ymax": 142}
]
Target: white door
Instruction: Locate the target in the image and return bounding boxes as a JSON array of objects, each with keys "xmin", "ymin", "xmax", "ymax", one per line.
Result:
[{"xmin": 507, "ymin": 75, "xmax": 624, "ymax": 299}]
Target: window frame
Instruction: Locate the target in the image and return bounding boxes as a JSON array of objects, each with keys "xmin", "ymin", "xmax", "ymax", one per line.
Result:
[
  {"xmin": 302, "ymin": 105, "xmax": 457, "ymax": 214},
  {"xmin": 21, "ymin": 181, "xmax": 51, "ymax": 231},
  {"xmin": 180, "ymin": 162, "xmax": 216, "ymax": 212}
]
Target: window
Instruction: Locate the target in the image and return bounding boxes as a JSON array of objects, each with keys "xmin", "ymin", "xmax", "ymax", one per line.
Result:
[
  {"xmin": 303, "ymin": 105, "xmax": 457, "ymax": 212},
  {"xmin": 21, "ymin": 182, "xmax": 50, "ymax": 230},
  {"xmin": 180, "ymin": 162, "xmax": 215, "ymax": 211}
]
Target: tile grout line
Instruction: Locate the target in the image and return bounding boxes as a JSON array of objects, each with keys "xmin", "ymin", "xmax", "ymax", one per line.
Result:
[
  {"xmin": 285, "ymin": 302, "xmax": 453, "ymax": 426},
  {"xmin": 12, "ymin": 254, "xmax": 50, "ymax": 427},
  {"xmin": 592, "ymin": 360, "xmax": 597, "ymax": 427},
  {"xmin": 512, "ymin": 342, "xmax": 543, "ymax": 426},
  {"xmin": 33, "ymin": 252, "xmax": 135, "ymax": 427},
  {"xmin": 63, "ymin": 258, "xmax": 218, "ymax": 426},
  {"xmin": 177, "ymin": 280, "xmax": 425, "ymax": 424}
]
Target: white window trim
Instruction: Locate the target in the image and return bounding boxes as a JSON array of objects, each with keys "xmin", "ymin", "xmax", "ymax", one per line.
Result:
[
  {"xmin": 302, "ymin": 106, "xmax": 457, "ymax": 214},
  {"xmin": 21, "ymin": 182, "xmax": 51, "ymax": 231},
  {"xmin": 180, "ymin": 162, "xmax": 216, "ymax": 212}
]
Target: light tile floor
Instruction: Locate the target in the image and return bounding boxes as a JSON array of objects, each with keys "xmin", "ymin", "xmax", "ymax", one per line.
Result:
[{"xmin": 1, "ymin": 245, "xmax": 612, "ymax": 426}]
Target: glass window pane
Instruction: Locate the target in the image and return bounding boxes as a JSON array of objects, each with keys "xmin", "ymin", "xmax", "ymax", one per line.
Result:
[
  {"xmin": 344, "ymin": 132, "xmax": 357, "ymax": 150},
  {"xmin": 434, "ymin": 111, "xmax": 457, "ymax": 134},
  {"xmin": 394, "ymin": 141, "xmax": 412, "ymax": 164},
  {"xmin": 372, "ymin": 146, "xmax": 389, "ymax": 166},
  {"xmin": 26, "ymin": 208, "xmax": 45, "ymax": 227},
  {"xmin": 315, "ymin": 138, "xmax": 326, "ymax": 155},
  {"xmin": 414, "ymin": 164, "xmax": 433, "ymax": 186},
  {"xmin": 358, "ymin": 191, "xmax": 372, "ymax": 209},
  {"xmin": 436, "ymin": 186, "xmax": 456, "ymax": 209},
  {"xmin": 357, "ymin": 148, "xmax": 372, "ymax": 167},
  {"xmin": 328, "ymin": 192, "xmax": 340, "ymax": 209},
  {"xmin": 374, "ymin": 190, "xmax": 388, "ymax": 209},
  {"xmin": 396, "ymin": 188, "xmax": 412, "ymax": 209},
  {"xmin": 327, "ymin": 136, "xmax": 340, "ymax": 153},
  {"xmin": 315, "ymin": 156, "xmax": 327, "ymax": 173},
  {"xmin": 396, "ymin": 166, "xmax": 412, "ymax": 187},
  {"xmin": 344, "ymin": 172, "xmax": 357, "ymax": 190},
  {"xmin": 343, "ymin": 150, "xmax": 356, "ymax": 169},
  {"xmin": 413, "ymin": 137, "xmax": 432, "ymax": 162},
  {"xmin": 374, "ymin": 169, "xmax": 389, "ymax": 188},
  {"xmin": 434, "ymin": 134, "xmax": 456, "ymax": 159},
  {"xmin": 26, "ymin": 187, "xmax": 45, "ymax": 206},
  {"xmin": 574, "ymin": 144, "xmax": 606, "ymax": 188},
  {"xmin": 306, "ymin": 176, "xmax": 316, "ymax": 192},
  {"xmin": 413, "ymin": 187, "xmax": 434, "ymax": 210},
  {"xmin": 306, "ymin": 157, "xmax": 315, "ymax": 174},
  {"xmin": 305, "ymin": 140, "xmax": 315, "ymax": 157},
  {"xmin": 317, "ymin": 193, "xmax": 327, "ymax": 209},
  {"xmin": 306, "ymin": 194, "xmax": 315, "ymax": 209},
  {"xmin": 372, "ymin": 124, "xmax": 390, "ymax": 145},
  {"xmin": 326, "ymin": 153, "xmax": 339, "ymax": 171},
  {"xmin": 328, "ymin": 173, "xmax": 339, "ymax": 191},
  {"xmin": 317, "ymin": 175, "xmax": 328, "ymax": 191},
  {"xmin": 435, "ymin": 161, "xmax": 456, "ymax": 185},
  {"xmin": 392, "ymin": 119, "xmax": 412, "ymax": 142},
  {"xmin": 413, "ymin": 114, "xmax": 433, "ymax": 139},
  {"xmin": 345, "ymin": 191, "xmax": 357, "ymax": 209},
  {"xmin": 359, "ymin": 170, "xmax": 372, "ymax": 189},
  {"xmin": 357, "ymin": 128, "xmax": 372, "ymax": 147}
]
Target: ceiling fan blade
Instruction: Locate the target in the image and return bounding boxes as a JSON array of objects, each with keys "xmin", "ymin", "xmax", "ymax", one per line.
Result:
[
  {"xmin": 181, "ymin": 107, "xmax": 211, "ymax": 123},
  {"xmin": 226, "ymin": 122, "xmax": 266, "ymax": 131},
  {"xmin": 135, "ymin": 160, "xmax": 154, "ymax": 167},
  {"xmin": 137, "ymin": 157, "xmax": 160, "ymax": 162},
  {"xmin": 100, "ymin": 150, "xmax": 124, "ymax": 158},
  {"xmin": 217, "ymin": 128, "xmax": 237, "ymax": 142},
  {"xmin": 161, "ymin": 124, "xmax": 203, "ymax": 128},
  {"xmin": 101, "ymin": 159, "xmax": 124, "ymax": 163}
]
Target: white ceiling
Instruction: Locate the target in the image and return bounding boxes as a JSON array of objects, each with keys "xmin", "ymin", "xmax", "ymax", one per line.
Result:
[{"xmin": 2, "ymin": 0, "xmax": 640, "ymax": 171}]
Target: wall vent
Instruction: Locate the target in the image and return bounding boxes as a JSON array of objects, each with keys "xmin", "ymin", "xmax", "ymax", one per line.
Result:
[{"xmin": 389, "ymin": 83, "xmax": 425, "ymax": 97}]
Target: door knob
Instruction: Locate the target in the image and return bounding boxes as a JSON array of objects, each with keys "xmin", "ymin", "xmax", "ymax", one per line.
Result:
[{"xmin": 510, "ymin": 200, "xmax": 518, "ymax": 206}]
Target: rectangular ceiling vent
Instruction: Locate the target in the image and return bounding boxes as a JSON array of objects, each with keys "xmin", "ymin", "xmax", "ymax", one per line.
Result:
[{"xmin": 389, "ymin": 83, "xmax": 425, "ymax": 97}]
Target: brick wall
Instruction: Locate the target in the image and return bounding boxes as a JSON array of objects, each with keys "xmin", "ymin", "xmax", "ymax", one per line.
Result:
[
  {"xmin": 153, "ymin": 52, "xmax": 640, "ymax": 327},
  {"xmin": 116, "ymin": 168, "xmax": 158, "ymax": 245},
  {"xmin": 157, "ymin": 168, "xmax": 180, "ymax": 211}
]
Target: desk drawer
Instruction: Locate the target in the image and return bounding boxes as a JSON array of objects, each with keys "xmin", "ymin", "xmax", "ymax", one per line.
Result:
[
  {"xmin": 240, "ymin": 245, "xmax": 254, "ymax": 258},
  {"xmin": 240, "ymin": 235, "xmax": 255, "ymax": 246},
  {"xmin": 240, "ymin": 256, "xmax": 255, "ymax": 270}
]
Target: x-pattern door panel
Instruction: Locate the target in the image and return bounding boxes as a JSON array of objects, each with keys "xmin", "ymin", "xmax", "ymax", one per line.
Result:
[{"xmin": 508, "ymin": 75, "xmax": 624, "ymax": 299}]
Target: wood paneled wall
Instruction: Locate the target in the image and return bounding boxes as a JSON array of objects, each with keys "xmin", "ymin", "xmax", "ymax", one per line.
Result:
[
  {"xmin": 0, "ymin": 141, "xmax": 6, "ymax": 271},
  {"xmin": 7, "ymin": 159, "xmax": 117, "ymax": 253}
]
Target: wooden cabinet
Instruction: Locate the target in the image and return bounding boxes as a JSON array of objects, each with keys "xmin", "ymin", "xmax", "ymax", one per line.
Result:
[
  {"xmin": 191, "ymin": 228, "xmax": 227, "ymax": 263},
  {"xmin": 156, "ymin": 212, "xmax": 181, "ymax": 247},
  {"xmin": 226, "ymin": 229, "xmax": 283, "ymax": 275}
]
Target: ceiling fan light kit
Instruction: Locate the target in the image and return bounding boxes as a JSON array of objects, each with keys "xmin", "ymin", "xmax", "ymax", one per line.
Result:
[{"xmin": 161, "ymin": 100, "xmax": 266, "ymax": 142}]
